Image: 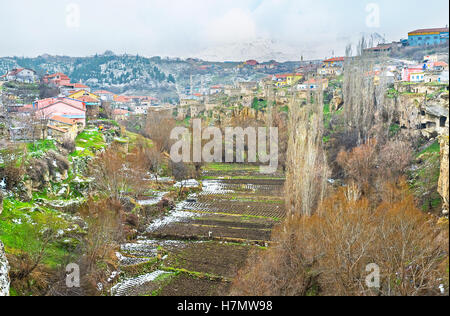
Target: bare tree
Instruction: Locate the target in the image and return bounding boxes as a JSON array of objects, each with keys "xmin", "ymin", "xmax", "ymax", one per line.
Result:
[
  {"xmin": 144, "ymin": 111, "xmax": 176, "ymax": 154},
  {"xmin": 170, "ymin": 161, "xmax": 189, "ymax": 195},
  {"xmin": 88, "ymin": 148, "xmax": 147, "ymax": 200},
  {"xmin": 343, "ymin": 39, "xmax": 392, "ymax": 146},
  {"xmin": 285, "ymin": 85, "xmax": 330, "ymax": 216}
]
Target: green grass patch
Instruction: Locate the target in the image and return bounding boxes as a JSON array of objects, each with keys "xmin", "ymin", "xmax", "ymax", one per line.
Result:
[
  {"xmin": 389, "ymin": 124, "xmax": 401, "ymax": 138},
  {"xmin": 0, "ymin": 197, "xmax": 78, "ymax": 270},
  {"xmin": 71, "ymin": 129, "xmax": 106, "ymax": 157},
  {"xmin": 124, "ymin": 129, "xmax": 153, "ymax": 151},
  {"xmin": 160, "ymin": 266, "xmax": 229, "ymax": 282},
  {"xmin": 204, "ymin": 163, "xmax": 260, "ymax": 172},
  {"xmin": 418, "ymin": 140, "xmax": 440, "ymax": 157},
  {"xmin": 27, "ymin": 139, "xmax": 57, "ymax": 158}
]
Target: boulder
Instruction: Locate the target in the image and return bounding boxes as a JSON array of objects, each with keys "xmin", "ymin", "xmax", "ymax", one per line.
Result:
[{"xmin": 0, "ymin": 241, "xmax": 10, "ymax": 296}]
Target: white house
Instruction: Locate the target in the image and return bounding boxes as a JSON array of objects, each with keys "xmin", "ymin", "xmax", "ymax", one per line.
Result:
[
  {"xmin": 2, "ymin": 68, "xmax": 38, "ymax": 83},
  {"xmin": 438, "ymin": 71, "xmax": 449, "ymax": 83},
  {"xmin": 410, "ymin": 72, "xmax": 425, "ymax": 82},
  {"xmin": 209, "ymin": 86, "xmax": 224, "ymax": 95}
]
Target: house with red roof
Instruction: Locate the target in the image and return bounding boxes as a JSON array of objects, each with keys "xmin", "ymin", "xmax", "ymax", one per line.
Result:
[
  {"xmin": 61, "ymin": 83, "xmax": 91, "ymax": 95},
  {"xmin": 33, "ymin": 97, "xmax": 86, "ymax": 126},
  {"xmin": 319, "ymin": 57, "xmax": 345, "ymax": 76},
  {"xmin": 322, "ymin": 57, "xmax": 345, "ymax": 68},
  {"xmin": 364, "ymin": 44, "xmax": 393, "ymax": 54},
  {"xmin": 297, "ymin": 78, "xmax": 329, "ymax": 91},
  {"xmin": 112, "ymin": 109, "xmax": 129, "ymax": 121},
  {"xmin": 94, "ymin": 90, "xmax": 116, "ymax": 102},
  {"xmin": 76, "ymin": 95, "xmax": 100, "ymax": 120},
  {"xmin": 433, "ymin": 61, "xmax": 449, "ymax": 71},
  {"xmin": 402, "ymin": 66, "xmax": 425, "ymax": 82},
  {"xmin": 209, "ymin": 85, "xmax": 224, "ymax": 95},
  {"xmin": 2, "ymin": 68, "xmax": 38, "ymax": 83},
  {"xmin": 245, "ymin": 60, "xmax": 259, "ymax": 66},
  {"xmin": 43, "ymin": 73, "xmax": 71, "ymax": 87},
  {"xmin": 272, "ymin": 73, "xmax": 303, "ymax": 87},
  {"xmin": 114, "ymin": 95, "xmax": 134, "ymax": 104},
  {"xmin": 47, "ymin": 115, "xmax": 81, "ymax": 141}
]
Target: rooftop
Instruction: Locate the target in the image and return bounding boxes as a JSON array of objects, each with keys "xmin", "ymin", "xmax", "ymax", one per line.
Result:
[
  {"xmin": 409, "ymin": 27, "xmax": 449, "ymax": 35},
  {"xmin": 323, "ymin": 57, "xmax": 345, "ymax": 63}
]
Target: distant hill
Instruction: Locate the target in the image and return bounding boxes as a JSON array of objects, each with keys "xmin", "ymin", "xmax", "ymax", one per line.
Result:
[
  {"xmin": 0, "ymin": 52, "xmax": 301, "ymax": 101},
  {"xmin": 0, "ymin": 53, "xmax": 176, "ymax": 96}
]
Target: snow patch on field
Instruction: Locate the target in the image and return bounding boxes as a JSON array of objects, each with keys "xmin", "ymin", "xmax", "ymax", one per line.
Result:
[
  {"xmin": 137, "ymin": 191, "xmax": 168, "ymax": 206},
  {"xmin": 145, "ymin": 194, "xmax": 203, "ymax": 232},
  {"xmin": 110, "ymin": 270, "xmax": 171, "ymax": 296},
  {"xmin": 174, "ymin": 179, "xmax": 200, "ymax": 188},
  {"xmin": 202, "ymin": 180, "xmax": 234, "ymax": 194}
]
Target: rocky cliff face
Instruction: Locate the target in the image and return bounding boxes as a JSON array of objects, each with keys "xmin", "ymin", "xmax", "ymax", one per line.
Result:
[
  {"xmin": 0, "ymin": 241, "xmax": 10, "ymax": 296},
  {"xmin": 331, "ymin": 88, "xmax": 344, "ymax": 112},
  {"xmin": 438, "ymin": 134, "xmax": 449, "ymax": 215}
]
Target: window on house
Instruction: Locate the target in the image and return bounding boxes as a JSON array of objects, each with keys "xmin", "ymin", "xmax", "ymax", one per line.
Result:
[
  {"xmin": 427, "ymin": 122, "xmax": 436, "ymax": 129},
  {"xmin": 440, "ymin": 117, "xmax": 447, "ymax": 128}
]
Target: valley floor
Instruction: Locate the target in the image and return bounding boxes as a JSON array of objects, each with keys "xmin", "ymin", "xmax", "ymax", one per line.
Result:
[{"xmin": 111, "ymin": 164, "xmax": 285, "ymax": 296}]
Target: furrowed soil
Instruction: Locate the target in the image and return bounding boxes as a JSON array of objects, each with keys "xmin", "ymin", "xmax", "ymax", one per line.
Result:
[{"xmin": 112, "ymin": 164, "xmax": 285, "ymax": 296}]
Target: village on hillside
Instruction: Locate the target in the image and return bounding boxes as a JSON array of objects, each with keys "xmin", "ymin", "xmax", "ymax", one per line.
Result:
[
  {"xmin": 0, "ymin": 23, "xmax": 449, "ymax": 298},
  {"xmin": 1, "ymin": 27, "xmax": 448, "ymax": 145}
]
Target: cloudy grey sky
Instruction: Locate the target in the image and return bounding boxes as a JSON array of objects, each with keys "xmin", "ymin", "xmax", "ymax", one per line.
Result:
[{"xmin": 0, "ymin": 0, "xmax": 448, "ymax": 61}]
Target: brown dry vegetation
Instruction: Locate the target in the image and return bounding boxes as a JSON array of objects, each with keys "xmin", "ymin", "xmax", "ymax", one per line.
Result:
[
  {"xmin": 232, "ymin": 47, "xmax": 448, "ymax": 296},
  {"xmin": 232, "ymin": 180, "xmax": 449, "ymax": 296},
  {"xmin": 337, "ymin": 139, "xmax": 413, "ymax": 197},
  {"xmin": 88, "ymin": 147, "xmax": 148, "ymax": 200}
]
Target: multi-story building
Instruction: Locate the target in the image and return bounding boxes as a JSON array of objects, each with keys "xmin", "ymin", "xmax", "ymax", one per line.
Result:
[{"xmin": 408, "ymin": 27, "xmax": 449, "ymax": 46}]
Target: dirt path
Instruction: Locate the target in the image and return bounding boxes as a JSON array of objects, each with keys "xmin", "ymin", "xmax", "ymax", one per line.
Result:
[{"xmin": 112, "ymin": 165, "xmax": 285, "ymax": 296}]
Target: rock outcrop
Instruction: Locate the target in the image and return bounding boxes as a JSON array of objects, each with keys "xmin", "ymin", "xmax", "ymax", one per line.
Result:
[
  {"xmin": 438, "ymin": 134, "xmax": 449, "ymax": 215},
  {"xmin": 0, "ymin": 241, "xmax": 10, "ymax": 296},
  {"xmin": 331, "ymin": 88, "xmax": 344, "ymax": 112}
]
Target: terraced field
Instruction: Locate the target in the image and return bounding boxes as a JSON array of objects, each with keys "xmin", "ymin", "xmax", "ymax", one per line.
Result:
[{"xmin": 112, "ymin": 164, "xmax": 285, "ymax": 296}]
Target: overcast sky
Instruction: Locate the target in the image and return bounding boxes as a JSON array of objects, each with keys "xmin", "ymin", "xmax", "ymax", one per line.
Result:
[{"xmin": 0, "ymin": 0, "xmax": 448, "ymax": 61}]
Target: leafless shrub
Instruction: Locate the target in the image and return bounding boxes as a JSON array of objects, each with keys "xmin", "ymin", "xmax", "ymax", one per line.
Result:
[
  {"xmin": 88, "ymin": 148, "xmax": 147, "ymax": 200},
  {"xmin": 145, "ymin": 111, "xmax": 176, "ymax": 154},
  {"xmin": 46, "ymin": 150, "xmax": 70, "ymax": 172},
  {"xmin": 337, "ymin": 139, "xmax": 413, "ymax": 196},
  {"xmin": 0, "ymin": 145, "xmax": 26, "ymax": 190},
  {"xmin": 78, "ymin": 197, "xmax": 123, "ymax": 296},
  {"xmin": 233, "ymin": 181, "xmax": 449, "ymax": 296},
  {"xmin": 61, "ymin": 137, "xmax": 76, "ymax": 153}
]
